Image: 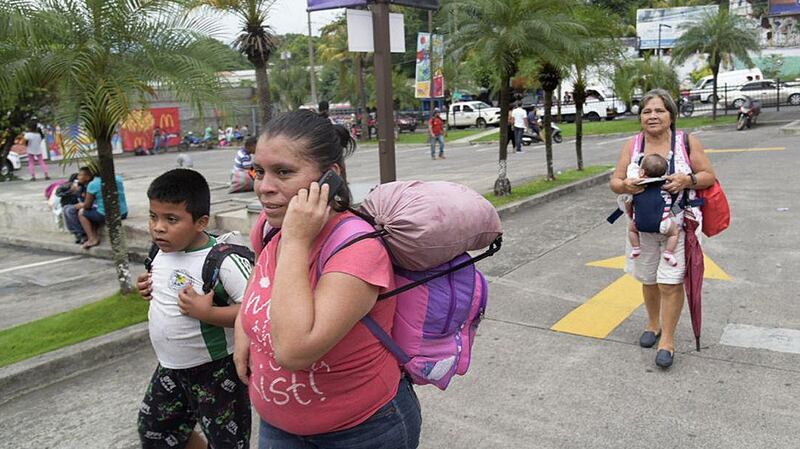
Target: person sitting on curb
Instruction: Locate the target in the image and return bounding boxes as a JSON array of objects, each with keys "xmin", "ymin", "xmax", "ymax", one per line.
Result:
[
  {"xmin": 61, "ymin": 166, "xmax": 95, "ymax": 244},
  {"xmin": 78, "ymin": 172, "xmax": 128, "ymax": 249}
]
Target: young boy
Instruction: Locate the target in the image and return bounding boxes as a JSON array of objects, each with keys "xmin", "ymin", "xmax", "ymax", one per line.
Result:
[
  {"xmin": 625, "ymin": 154, "xmax": 681, "ymax": 266},
  {"xmin": 136, "ymin": 168, "xmax": 251, "ymax": 449}
]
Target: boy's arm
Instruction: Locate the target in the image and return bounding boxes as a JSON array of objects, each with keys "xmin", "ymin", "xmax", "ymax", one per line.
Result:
[{"xmin": 177, "ymin": 253, "xmax": 252, "ymax": 327}]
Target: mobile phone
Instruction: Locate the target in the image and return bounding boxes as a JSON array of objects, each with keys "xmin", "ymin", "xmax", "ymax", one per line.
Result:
[{"xmin": 317, "ymin": 169, "xmax": 344, "ymax": 204}]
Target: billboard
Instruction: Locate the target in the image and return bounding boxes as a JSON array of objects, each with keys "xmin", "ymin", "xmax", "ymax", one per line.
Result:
[
  {"xmin": 415, "ymin": 33, "xmax": 444, "ymax": 98},
  {"xmin": 120, "ymin": 107, "xmax": 180, "ymax": 152},
  {"xmin": 307, "ymin": 0, "xmax": 438, "ymax": 11},
  {"xmin": 637, "ymin": 5, "xmax": 718, "ymax": 49},
  {"xmin": 768, "ymin": 0, "xmax": 800, "ymax": 16}
]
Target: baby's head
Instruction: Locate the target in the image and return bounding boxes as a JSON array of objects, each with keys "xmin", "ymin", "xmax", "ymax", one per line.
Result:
[
  {"xmin": 147, "ymin": 169, "xmax": 210, "ymax": 252},
  {"xmin": 639, "ymin": 154, "xmax": 668, "ymax": 178}
]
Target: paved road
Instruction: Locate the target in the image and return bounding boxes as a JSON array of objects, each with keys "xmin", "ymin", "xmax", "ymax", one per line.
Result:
[
  {"xmin": 0, "ymin": 245, "xmax": 127, "ymax": 330},
  {"xmin": 2, "ymin": 121, "xmax": 799, "ymax": 448}
]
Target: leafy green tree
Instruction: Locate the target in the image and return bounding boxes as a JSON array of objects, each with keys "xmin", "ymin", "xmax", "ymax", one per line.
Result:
[
  {"xmin": 672, "ymin": 7, "xmax": 760, "ymax": 119},
  {"xmin": 270, "ymin": 64, "xmax": 310, "ymax": 111},
  {"xmin": 448, "ymin": 0, "xmax": 583, "ymax": 194},
  {"xmin": 566, "ymin": 5, "xmax": 622, "ymax": 171},
  {"xmin": 5, "ymin": 0, "xmax": 230, "ymax": 292},
  {"xmin": 203, "ymin": 0, "xmax": 278, "ymax": 124}
]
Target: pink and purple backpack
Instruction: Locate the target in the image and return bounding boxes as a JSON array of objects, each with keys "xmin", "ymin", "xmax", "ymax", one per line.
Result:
[{"xmin": 256, "ymin": 181, "xmax": 503, "ymax": 390}]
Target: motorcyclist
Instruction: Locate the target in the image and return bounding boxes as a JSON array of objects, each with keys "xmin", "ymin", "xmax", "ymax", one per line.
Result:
[{"xmin": 526, "ymin": 108, "xmax": 540, "ymax": 139}]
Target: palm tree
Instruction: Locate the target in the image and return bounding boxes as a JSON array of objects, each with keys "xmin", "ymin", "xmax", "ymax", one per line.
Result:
[
  {"xmin": 8, "ymin": 0, "xmax": 230, "ymax": 292},
  {"xmin": 672, "ymin": 7, "xmax": 760, "ymax": 120},
  {"xmin": 203, "ymin": 0, "xmax": 278, "ymax": 125},
  {"xmin": 538, "ymin": 63, "xmax": 561, "ymax": 180},
  {"xmin": 568, "ymin": 5, "xmax": 622, "ymax": 171},
  {"xmin": 448, "ymin": 0, "xmax": 583, "ymax": 195}
]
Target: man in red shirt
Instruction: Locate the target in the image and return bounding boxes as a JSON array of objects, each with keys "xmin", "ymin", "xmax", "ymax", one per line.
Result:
[{"xmin": 428, "ymin": 108, "xmax": 445, "ymax": 160}]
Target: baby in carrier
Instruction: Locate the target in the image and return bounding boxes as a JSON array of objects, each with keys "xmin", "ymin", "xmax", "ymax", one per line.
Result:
[{"xmin": 623, "ymin": 153, "xmax": 680, "ymax": 266}]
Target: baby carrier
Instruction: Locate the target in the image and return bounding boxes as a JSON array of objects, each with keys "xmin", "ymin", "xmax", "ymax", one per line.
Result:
[{"xmin": 259, "ymin": 181, "xmax": 503, "ymax": 390}]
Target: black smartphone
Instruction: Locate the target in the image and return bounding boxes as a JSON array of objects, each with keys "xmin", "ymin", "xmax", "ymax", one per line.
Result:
[{"xmin": 318, "ymin": 169, "xmax": 344, "ymax": 204}]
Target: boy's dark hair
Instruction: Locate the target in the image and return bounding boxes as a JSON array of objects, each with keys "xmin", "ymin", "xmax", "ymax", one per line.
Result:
[
  {"xmin": 79, "ymin": 166, "xmax": 94, "ymax": 176},
  {"xmin": 147, "ymin": 169, "xmax": 210, "ymax": 220},
  {"xmin": 641, "ymin": 154, "xmax": 668, "ymax": 178},
  {"xmin": 244, "ymin": 136, "xmax": 258, "ymax": 150}
]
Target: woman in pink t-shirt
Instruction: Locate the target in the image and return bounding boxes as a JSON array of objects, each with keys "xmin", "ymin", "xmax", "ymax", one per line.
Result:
[{"xmin": 234, "ymin": 110, "xmax": 422, "ymax": 449}]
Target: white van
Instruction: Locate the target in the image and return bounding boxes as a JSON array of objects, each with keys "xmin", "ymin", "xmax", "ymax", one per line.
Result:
[{"xmin": 689, "ymin": 68, "xmax": 764, "ymax": 103}]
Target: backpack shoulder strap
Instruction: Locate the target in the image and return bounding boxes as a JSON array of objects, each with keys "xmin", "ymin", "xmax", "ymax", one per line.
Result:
[
  {"xmin": 630, "ymin": 132, "xmax": 645, "ymax": 163},
  {"xmin": 144, "ymin": 243, "xmax": 160, "ymax": 272},
  {"xmin": 201, "ymin": 243, "xmax": 255, "ymax": 302},
  {"xmin": 316, "ymin": 215, "xmax": 384, "ymax": 278}
]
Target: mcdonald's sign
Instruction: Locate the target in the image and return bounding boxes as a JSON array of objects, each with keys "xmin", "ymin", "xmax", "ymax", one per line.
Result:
[{"xmin": 120, "ymin": 107, "xmax": 181, "ymax": 152}]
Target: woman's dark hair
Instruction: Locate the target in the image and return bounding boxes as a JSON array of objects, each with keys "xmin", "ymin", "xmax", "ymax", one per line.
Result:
[
  {"xmin": 147, "ymin": 168, "xmax": 210, "ymax": 221},
  {"xmin": 260, "ymin": 109, "xmax": 357, "ymax": 212}
]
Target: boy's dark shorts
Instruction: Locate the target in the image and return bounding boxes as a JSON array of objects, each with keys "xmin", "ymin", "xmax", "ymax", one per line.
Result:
[
  {"xmin": 82, "ymin": 208, "xmax": 127, "ymax": 225},
  {"xmin": 138, "ymin": 355, "xmax": 250, "ymax": 449}
]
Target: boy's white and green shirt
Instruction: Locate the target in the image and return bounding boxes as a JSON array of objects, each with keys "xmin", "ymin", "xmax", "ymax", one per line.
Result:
[{"xmin": 148, "ymin": 236, "xmax": 252, "ymax": 369}]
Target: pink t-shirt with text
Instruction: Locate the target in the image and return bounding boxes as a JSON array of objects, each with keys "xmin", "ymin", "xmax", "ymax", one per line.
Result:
[{"xmin": 241, "ymin": 212, "xmax": 400, "ymax": 435}]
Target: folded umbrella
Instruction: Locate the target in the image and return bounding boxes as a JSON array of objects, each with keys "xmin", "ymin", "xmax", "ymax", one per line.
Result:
[{"xmin": 684, "ymin": 214, "xmax": 704, "ymax": 351}]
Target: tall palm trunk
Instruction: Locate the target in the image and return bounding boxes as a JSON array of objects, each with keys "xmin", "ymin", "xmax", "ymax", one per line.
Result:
[
  {"xmin": 543, "ymin": 89, "xmax": 555, "ymax": 180},
  {"xmin": 354, "ymin": 53, "xmax": 369, "ymax": 141},
  {"xmin": 252, "ymin": 57, "xmax": 272, "ymax": 125},
  {"xmin": 573, "ymin": 76, "xmax": 586, "ymax": 171},
  {"xmin": 711, "ymin": 61, "xmax": 720, "ymax": 120},
  {"xmin": 494, "ymin": 75, "xmax": 511, "ymax": 196},
  {"xmin": 556, "ymin": 84, "xmax": 562, "ymax": 123},
  {"xmin": 96, "ymin": 136, "xmax": 132, "ymax": 293}
]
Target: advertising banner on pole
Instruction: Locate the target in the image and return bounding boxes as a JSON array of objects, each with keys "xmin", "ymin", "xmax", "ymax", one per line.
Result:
[
  {"xmin": 120, "ymin": 107, "xmax": 181, "ymax": 151},
  {"xmin": 307, "ymin": 0, "xmax": 438, "ymax": 11},
  {"xmin": 415, "ymin": 33, "xmax": 444, "ymax": 98},
  {"xmin": 636, "ymin": 5, "xmax": 718, "ymax": 49},
  {"xmin": 768, "ymin": 0, "xmax": 800, "ymax": 16}
]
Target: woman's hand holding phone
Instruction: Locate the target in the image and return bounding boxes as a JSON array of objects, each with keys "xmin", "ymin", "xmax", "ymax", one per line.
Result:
[{"xmin": 282, "ymin": 178, "xmax": 333, "ymax": 245}]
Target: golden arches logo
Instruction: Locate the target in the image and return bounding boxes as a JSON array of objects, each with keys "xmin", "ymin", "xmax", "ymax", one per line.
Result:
[
  {"xmin": 123, "ymin": 110, "xmax": 155, "ymax": 133},
  {"xmin": 134, "ymin": 137, "xmax": 145, "ymax": 148},
  {"xmin": 160, "ymin": 114, "xmax": 175, "ymax": 129}
]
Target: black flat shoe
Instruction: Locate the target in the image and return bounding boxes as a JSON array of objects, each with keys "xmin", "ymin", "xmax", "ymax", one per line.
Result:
[
  {"xmin": 639, "ymin": 330, "xmax": 661, "ymax": 348},
  {"xmin": 655, "ymin": 349, "xmax": 674, "ymax": 368}
]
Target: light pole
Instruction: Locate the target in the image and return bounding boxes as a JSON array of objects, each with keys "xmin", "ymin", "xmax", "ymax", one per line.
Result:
[{"xmin": 657, "ymin": 23, "xmax": 672, "ymax": 60}]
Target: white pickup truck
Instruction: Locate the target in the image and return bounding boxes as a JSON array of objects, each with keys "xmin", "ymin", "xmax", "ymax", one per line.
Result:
[
  {"xmin": 447, "ymin": 101, "xmax": 502, "ymax": 128},
  {"xmin": 535, "ymin": 94, "xmax": 627, "ymax": 122}
]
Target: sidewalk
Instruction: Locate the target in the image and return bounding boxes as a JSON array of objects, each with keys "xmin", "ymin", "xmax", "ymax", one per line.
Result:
[{"xmin": 0, "ymin": 170, "xmax": 612, "ymax": 403}]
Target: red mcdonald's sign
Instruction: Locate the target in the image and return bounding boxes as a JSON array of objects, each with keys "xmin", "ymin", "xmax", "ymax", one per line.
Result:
[{"xmin": 120, "ymin": 107, "xmax": 181, "ymax": 152}]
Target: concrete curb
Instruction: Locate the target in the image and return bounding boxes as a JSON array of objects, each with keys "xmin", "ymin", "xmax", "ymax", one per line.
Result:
[
  {"xmin": 0, "ymin": 233, "xmax": 151, "ymax": 263},
  {"xmin": 0, "ymin": 323, "xmax": 150, "ymax": 405},
  {"xmin": 779, "ymin": 120, "xmax": 800, "ymax": 135},
  {"xmin": 495, "ymin": 169, "xmax": 613, "ymax": 219},
  {"xmin": 0, "ymin": 170, "xmax": 611, "ymax": 400}
]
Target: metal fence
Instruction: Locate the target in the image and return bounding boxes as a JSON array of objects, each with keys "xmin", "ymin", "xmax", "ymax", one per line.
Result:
[{"xmin": 673, "ymin": 80, "xmax": 800, "ymax": 118}]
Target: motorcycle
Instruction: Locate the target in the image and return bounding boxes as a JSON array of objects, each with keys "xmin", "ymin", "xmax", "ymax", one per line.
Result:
[
  {"xmin": 736, "ymin": 97, "xmax": 761, "ymax": 131},
  {"xmin": 521, "ymin": 120, "xmax": 563, "ymax": 146},
  {"xmin": 178, "ymin": 132, "xmax": 214, "ymax": 151},
  {"xmin": 679, "ymin": 95, "xmax": 695, "ymax": 118}
]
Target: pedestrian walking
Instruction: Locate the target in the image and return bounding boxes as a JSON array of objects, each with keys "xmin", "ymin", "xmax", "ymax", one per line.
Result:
[
  {"xmin": 24, "ymin": 124, "xmax": 49, "ymax": 181},
  {"xmin": 511, "ymin": 102, "xmax": 527, "ymax": 153},
  {"xmin": 609, "ymin": 88, "xmax": 718, "ymax": 369},
  {"xmin": 429, "ymin": 108, "xmax": 445, "ymax": 160},
  {"xmin": 235, "ymin": 110, "xmax": 422, "ymax": 449},
  {"xmin": 135, "ymin": 169, "xmax": 253, "ymax": 448}
]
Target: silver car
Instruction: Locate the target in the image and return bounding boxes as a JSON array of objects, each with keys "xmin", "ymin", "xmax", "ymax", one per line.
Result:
[{"xmin": 725, "ymin": 80, "xmax": 800, "ymax": 108}]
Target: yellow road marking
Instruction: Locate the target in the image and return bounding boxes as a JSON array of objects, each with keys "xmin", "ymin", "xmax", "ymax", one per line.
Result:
[
  {"xmin": 551, "ymin": 274, "xmax": 642, "ymax": 339},
  {"xmin": 705, "ymin": 147, "xmax": 784, "ymax": 153},
  {"xmin": 552, "ymin": 255, "xmax": 731, "ymax": 338}
]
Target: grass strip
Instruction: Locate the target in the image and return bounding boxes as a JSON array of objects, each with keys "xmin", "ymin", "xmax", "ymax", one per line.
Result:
[
  {"xmin": 485, "ymin": 165, "xmax": 613, "ymax": 208},
  {"xmin": 0, "ymin": 292, "xmax": 149, "ymax": 368},
  {"xmin": 366, "ymin": 128, "xmax": 487, "ymax": 145},
  {"xmin": 472, "ymin": 115, "xmax": 737, "ymax": 142}
]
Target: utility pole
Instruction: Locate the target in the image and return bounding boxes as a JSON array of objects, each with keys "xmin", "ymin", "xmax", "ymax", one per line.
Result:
[
  {"xmin": 428, "ymin": 10, "xmax": 434, "ymax": 116},
  {"xmin": 307, "ymin": 11, "xmax": 318, "ymax": 105},
  {"xmin": 372, "ymin": 0, "xmax": 396, "ymax": 183}
]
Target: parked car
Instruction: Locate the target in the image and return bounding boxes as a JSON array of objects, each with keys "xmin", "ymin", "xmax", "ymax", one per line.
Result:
[
  {"xmin": 395, "ymin": 114, "xmax": 417, "ymax": 133},
  {"xmin": 723, "ymin": 79, "xmax": 800, "ymax": 108},
  {"xmin": 689, "ymin": 68, "xmax": 764, "ymax": 103},
  {"xmin": 1, "ymin": 151, "xmax": 22, "ymax": 177},
  {"xmin": 448, "ymin": 101, "xmax": 501, "ymax": 128}
]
